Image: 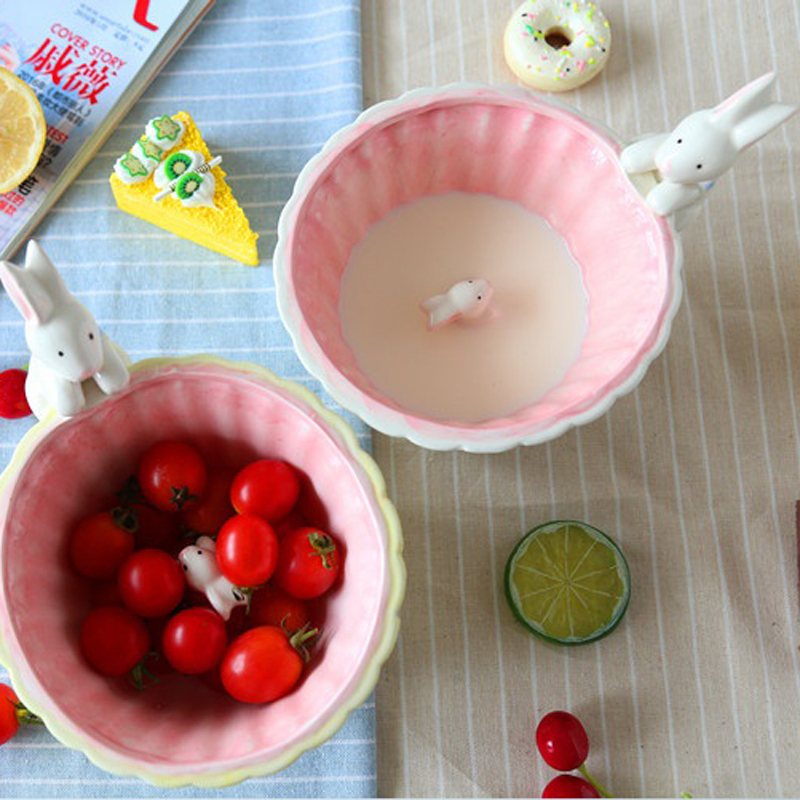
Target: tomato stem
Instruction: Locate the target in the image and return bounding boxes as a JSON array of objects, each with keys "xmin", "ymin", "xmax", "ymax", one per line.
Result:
[
  {"xmin": 578, "ymin": 764, "xmax": 613, "ymax": 798},
  {"xmin": 128, "ymin": 653, "xmax": 161, "ymax": 691},
  {"xmin": 307, "ymin": 532, "xmax": 337, "ymax": 570},
  {"xmin": 237, "ymin": 586, "xmax": 254, "ymax": 614},
  {"xmin": 288, "ymin": 623, "xmax": 320, "ymax": 663},
  {"xmin": 116, "ymin": 476, "xmax": 147, "ymax": 507},
  {"xmin": 12, "ymin": 701, "xmax": 42, "ymax": 726},
  {"xmin": 111, "ymin": 505, "xmax": 138, "ymax": 534},
  {"xmin": 169, "ymin": 485, "xmax": 197, "ymax": 511}
]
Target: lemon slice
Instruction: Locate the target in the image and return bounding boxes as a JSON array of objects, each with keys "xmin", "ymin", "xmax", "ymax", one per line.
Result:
[
  {"xmin": 504, "ymin": 520, "xmax": 630, "ymax": 645},
  {"xmin": 0, "ymin": 68, "xmax": 46, "ymax": 194}
]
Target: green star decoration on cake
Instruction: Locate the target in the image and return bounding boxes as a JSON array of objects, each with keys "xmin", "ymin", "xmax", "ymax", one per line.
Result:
[
  {"xmin": 119, "ymin": 153, "xmax": 148, "ymax": 178},
  {"xmin": 151, "ymin": 115, "xmax": 182, "ymax": 142},
  {"xmin": 134, "ymin": 137, "xmax": 163, "ymax": 162}
]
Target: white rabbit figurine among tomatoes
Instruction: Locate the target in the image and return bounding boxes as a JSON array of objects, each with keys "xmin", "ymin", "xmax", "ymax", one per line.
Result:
[
  {"xmin": 621, "ymin": 72, "xmax": 797, "ymax": 227},
  {"xmin": 0, "ymin": 239, "xmax": 130, "ymax": 420}
]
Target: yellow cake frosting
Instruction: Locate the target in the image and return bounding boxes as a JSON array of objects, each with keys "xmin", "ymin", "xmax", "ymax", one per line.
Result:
[{"xmin": 109, "ymin": 111, "xmax": 259, "ymax": 266}]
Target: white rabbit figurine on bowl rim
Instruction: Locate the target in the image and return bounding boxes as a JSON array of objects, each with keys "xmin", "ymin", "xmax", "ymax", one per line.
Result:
[
  {"xmin": 621, "ymin": 72, "xmax": 797, "ymax": 228},
  {"xmin": 0, "ymin": 239, "xmax": 130, "ymax": 420}
]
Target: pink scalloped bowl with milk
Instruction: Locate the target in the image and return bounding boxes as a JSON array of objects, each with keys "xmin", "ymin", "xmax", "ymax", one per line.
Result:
[
  {"xmin": 0, "ymin": 356, "xmax": 404, "ymax": 787},
  {"xmin": 273, "ymin": 84, "xmax": 682, "ymax": 452}
]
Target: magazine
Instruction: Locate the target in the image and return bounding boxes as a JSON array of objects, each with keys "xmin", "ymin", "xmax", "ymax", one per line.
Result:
[{"xmin": 0, "ymin": 0, "xmax": 214, "ymax": 259}]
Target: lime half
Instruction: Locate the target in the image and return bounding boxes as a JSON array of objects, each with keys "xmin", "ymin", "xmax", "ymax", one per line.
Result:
[{"xmin": 504, "ymin": 520, "xmax": 630, "ymax": 645}]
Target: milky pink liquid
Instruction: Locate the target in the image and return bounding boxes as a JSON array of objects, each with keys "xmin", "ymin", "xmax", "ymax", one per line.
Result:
[{"xmin": 339, "ymin": 192, "xmax": 588, "ymax": 423}]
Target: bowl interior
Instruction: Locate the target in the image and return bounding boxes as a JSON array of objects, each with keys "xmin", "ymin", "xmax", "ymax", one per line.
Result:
[
  {"xmin": 0, "ymin": 362, "xmax": 389, "ymax": 776},
  {"xmin": 284, "ymin": 92, "xmax": 676, "ymax": 437}
]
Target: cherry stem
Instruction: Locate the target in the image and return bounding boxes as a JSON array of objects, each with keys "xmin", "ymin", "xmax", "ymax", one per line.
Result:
[{"xmin": 578, "ymin": 764, "xmax": 613, "ymax": 798}]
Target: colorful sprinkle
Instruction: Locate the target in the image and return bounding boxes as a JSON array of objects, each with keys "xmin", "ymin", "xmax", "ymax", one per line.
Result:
[{"xmin": 576, "ymin": 59, "xmax": 587, "ymax": 73}]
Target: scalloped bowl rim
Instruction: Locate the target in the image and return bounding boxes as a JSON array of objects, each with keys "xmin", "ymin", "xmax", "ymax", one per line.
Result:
[
  {"xmin": 273, "ymin": 83, "xmax": 684, "ymax": 453},
  {"xmin": 0, "ymin": 355, "xmax": 405, "ymax": 788}
]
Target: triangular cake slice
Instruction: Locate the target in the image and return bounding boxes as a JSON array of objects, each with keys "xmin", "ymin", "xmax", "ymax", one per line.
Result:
[{"xmin": 110, "ymin": 111, "xmax": 258, "ymax": 266}]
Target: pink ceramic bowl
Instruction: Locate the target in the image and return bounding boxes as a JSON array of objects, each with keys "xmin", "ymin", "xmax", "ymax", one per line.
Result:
[
  {"xmin": 274, "ymin": 84, "xmax": 682, "ymax": 452},
  {"xmin": 0, "ymin": 356, "xmax": 404, "ymax": 787}
]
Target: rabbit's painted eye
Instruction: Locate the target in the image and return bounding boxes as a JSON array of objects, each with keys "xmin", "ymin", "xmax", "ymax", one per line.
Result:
[
  {"xmin": 696, "ymin": 164, "xmax": 703, "ymax": 169},
  {"xmin": 677, "ymin": 138, "xmax": 683, "ymax": 144},
  {"xmin": 58, "ymin": 350, "xmax": 64, "ymax": 357},
  {"xmin": 88, "ymin": 332, "xmax": 95, "ymax": 340}
]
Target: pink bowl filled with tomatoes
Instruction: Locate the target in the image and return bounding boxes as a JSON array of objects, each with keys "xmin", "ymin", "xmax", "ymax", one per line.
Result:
[{"xmin": 0, "ymin": 356, "xmax": 404, "ymax": 787}]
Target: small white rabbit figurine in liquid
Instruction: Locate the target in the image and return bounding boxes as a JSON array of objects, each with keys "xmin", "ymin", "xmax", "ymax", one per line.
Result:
[
  {"xmin": 0, "ymin": 239, "xmax": 130, "ymax": 420},
  {"xmin": 621, "ymin": 73, "xmax": 797, "ymax": 226}
]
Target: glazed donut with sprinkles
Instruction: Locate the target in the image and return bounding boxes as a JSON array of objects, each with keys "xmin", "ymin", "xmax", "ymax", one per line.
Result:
[{"xmin": 504, "ymin": 0, "xmax": 611, "ymax": 92}]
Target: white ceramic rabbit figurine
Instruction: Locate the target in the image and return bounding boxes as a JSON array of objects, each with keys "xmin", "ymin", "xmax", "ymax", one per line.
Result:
[
  {"xmin": 0, "ymin": 240, "xmax": 130, "ymax": 420},
  {"xmin": 621, "ymin": 73, "xmax": 797, "ymax": 224},
  {"xmin": 178, "ymin": 535, "xmax": 248, "ymax": 620}
]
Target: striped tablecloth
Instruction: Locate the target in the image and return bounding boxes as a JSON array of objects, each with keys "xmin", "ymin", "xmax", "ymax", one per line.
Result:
[
  {"xmin": 0, "ymin": 0, "xmax": 375, "ymax": 797},
  {"xmin": 364, "ymin": 0, "xmax": 800, "ymax": 797}
]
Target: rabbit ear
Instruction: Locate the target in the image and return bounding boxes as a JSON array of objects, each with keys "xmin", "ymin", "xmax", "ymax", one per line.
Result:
[
  {"xmin": 732, "ymin": 103, "xmax": 799, "ymax": 151},
  {"xmin": 711, "ymin": 73, "xmax": 777, "ymax": 128},
  {"xmin": 0, "ymin": 259, "xmax": 54, "ymax": 325},
  {"xmin": 24, "ymin": 240, "xmax": 70, "ymax": 299},
  {"xmin": 196, "ymin": 535, "xmax": 217, "ymax": 552}
]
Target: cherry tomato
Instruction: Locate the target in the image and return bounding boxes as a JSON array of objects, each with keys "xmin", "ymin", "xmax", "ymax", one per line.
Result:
[
  {"xmin": 536, "ymin": 711, "xmax": 590, "ymax": 771},
  {"xmin": 248, "ymin": 585, "xmax": 310, "ymax": 633},
  {"xmin": 117, "ymin": 549, "xmax": 185, "ymax": 618},
  {"xmin": 137, "ymin": 441, "xmax": 208, "ymax": 513},
  {"xmin": 1, "ymin": 685, "xmax": 21, "ymax": 745},
  {"xmin": 80, "ymin": 606, "xmax": 151, "ymax": 676},
  {"xmin": 69, "ymin": 509, "xmax": 136, "ymax": 580},
  {"xmin": 162, "ymin": 608, "xmax": 228, "ymax": 675},
  {"xmin": 131, "ymin": 504, "xmax": 181, "ymax": 551},
  {"xmin": 216, "ymin": 513, "xmax": 279, "ymax": 588},
  {"xmin": 0, "ymin": 684, "xmax": 41, "ymax": 746},
  {"xmin": 181, "ymin": 468, "xmax": 235, "ymax": 535},
  {"xmin": 220, "ymin": 625, "xmax": 315, "ymax": 703},
  {"xmin": 0, "ymin": 369, "xmax": 31, "ymax": 419},
  {"xmin": 542, "ymin": 775, "xmax": 600, "ymax": 798},
  {"xmin": 230, "ymin": 459, "xmax": 300, "ymax": 523},
  {"xmin": 275, "ymin": 526, "xmax": 341, "ymax": 599}
]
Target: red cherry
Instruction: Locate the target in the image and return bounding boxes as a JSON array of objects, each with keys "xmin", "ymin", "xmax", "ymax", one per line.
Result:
[
  {"xmin": 0, "ymin": 369, "xmax": 31, "ymax": 419},
  {"xmin": 536, "ymin": 711, "xmax": 590, "ymax": 771},
  {"xmin": 542, "ymin": 775, "xmax": 600, "ymax": 798}
]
